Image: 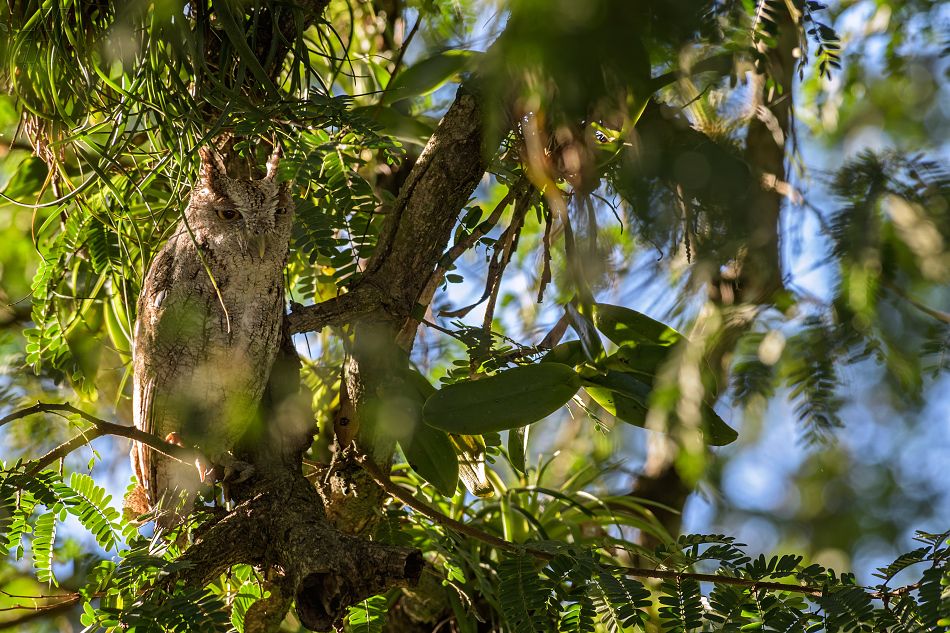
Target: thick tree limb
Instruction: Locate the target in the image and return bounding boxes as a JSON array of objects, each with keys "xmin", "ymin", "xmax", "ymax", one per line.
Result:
[
  {"xmin": 286, "ymin": 284, "xmax": 383, "ymax": 335},
  {"xmin": 321, "ymin": 83, "xmax": 500, "ymax": 533},
  {"xmin": 175, "ymin": 486, "xmax": 423, "ymax": 631},
  {"xmin": 175, "ymin": 397, "xmax": 423, "ymax": 632},
  {"xmin": 359, "ymin": 83, "xmax": 494, "ymax": 318}
]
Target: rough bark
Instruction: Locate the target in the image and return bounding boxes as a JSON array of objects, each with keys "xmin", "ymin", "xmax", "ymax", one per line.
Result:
[
  {"xmin": 317, "ymin": 84, "xmax": 496, "ymax": 534},
  {"xmin": 162, "ymin": 4, "xmax": 479, "ymax": 630},
  {"xmin": 172, "ymin": 337, "xmax": 424, "ymax": 632},
  {"xmin": 172, "ymin": 80, "xmax": 497, "ymax": 631}
]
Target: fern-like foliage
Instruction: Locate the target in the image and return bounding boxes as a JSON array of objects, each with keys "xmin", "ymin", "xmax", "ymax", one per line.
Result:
[
  {"xmin": 593, "ymin": 572, "xmax": 651, "ymax": 633},
  {"xmin": 499, "ymin": 553, "xmax": 552, "ymax": 633},
  {"xmin": 485, "ymin": 532, "xmax": 950, "ymax": 633},
  {"xmin": 2, "ymin": 451, "xmax": 948, "ymax": 633},
  {"xmin": 801, "ymin": 1, "xmax": 842, "ymax": 79},
  {"xmin": 658, "ymin": 577, "xmax": 703, "ymax": 633},
  {"xmin": 652, "ymin": 533, "xmax": 752, "ymax": 571},
  {"xmin": 346, "ymin": 594, "xmax": 389, "ymax": 633},
  {"xmin": 80, "ymin": 531, "xmax": 233, "ymax": 632},
  {"xmin": 0, "ymin": 463, "xmax": 125, "ymax": 586}
]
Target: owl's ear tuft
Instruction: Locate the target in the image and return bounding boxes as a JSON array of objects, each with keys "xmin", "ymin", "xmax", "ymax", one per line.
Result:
[
  {"xmin": 198, "ymin": 147, "xmax": 227, "ymax": 186},
  {"xmin": 264, "ymin": 143, "xmax": 282, "ymax": 181}
]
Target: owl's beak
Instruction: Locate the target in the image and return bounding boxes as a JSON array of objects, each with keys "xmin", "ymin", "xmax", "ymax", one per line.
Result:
[{"xmin": 253, "ymin": 232, "xmax": 267, "ymax": 260}]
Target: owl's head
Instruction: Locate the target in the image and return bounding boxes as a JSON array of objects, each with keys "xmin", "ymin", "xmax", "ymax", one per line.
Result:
[{"xmin": 185, "ymin": 146, "xmax": 294, "ymax": 261}]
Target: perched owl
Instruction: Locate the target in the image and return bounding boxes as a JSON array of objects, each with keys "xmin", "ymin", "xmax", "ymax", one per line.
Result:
[{"xmin": 131, "ymin": 145, "xmax": 293, "ymax": 524}]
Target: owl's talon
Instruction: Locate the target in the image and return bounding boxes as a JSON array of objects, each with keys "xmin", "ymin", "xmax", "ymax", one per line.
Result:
[
  {"xmin": 216, "ymin": 453, "xmax": 255, "ymax": 485},
  {"xmin": 223, "ymin": 462, "xmax": 255, "ymax": 484},
  {"xmin": 196, "ymin": 456, "xmax": 215, "ymax": 483}
]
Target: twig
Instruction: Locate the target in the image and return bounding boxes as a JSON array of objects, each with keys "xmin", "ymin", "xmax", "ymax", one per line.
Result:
[
  {"xmin": 394, "ymin": 181, "xmax": 527, "ymax": 349},
  {"xmin": 0, "ymin": 595, "xmax": 81, "ymax": 629},
  {"xmin": 481, "ymin": 191, "xmax": 532, "ymax": 331},
  {"xmin": 1, "ymin": 402, "xmax": 197, "ymax": 477},
  {"xmin": 361, "ymin": 455, "xmax": 924, "ymax": 602},
  {"xmin": 357, "ymin": 454, "xmax": 554, "ymax": 560},
  {"xmin": 880, "ymin": 276, "xmax": 950, "ymax": 324},
  {"xmin": 372, "ymin": 17, "xmax": 422, "ymax": 118},
  {"xmin": 613, "ymin": 566, "xmax": 824, "ymax": 596}
]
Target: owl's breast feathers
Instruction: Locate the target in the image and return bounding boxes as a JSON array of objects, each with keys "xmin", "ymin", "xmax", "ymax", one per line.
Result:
[{"xmin": 132, "ymin": 224, "xmax": 285, "ymax": 506}]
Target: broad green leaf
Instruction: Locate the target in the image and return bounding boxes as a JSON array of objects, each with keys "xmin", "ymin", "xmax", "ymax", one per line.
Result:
[
  {"xmin": 353, "ymin": 106, "xmax": 435, "ymax": 146},
  {"xmin": 383, "ymin": 50, "xmax": 481, "ymax": 104},
  {"xmin": 566, "ymin": 302, "xmax": 606, "ymax": 367},
  {"xmin": 540, "ymin": 340, "xmax": 585, "ymax": 367},
  {"xmin": 423, "ymin": 363, "xmax": 581, "ymax": 435},
  {"xmin": 399, "ymin": 424, "xmax": 460, "ymax": 497},
  {"xmin": 580, "ymin": 370, "xmax": 652, "ymax": 427},
  {"xmin": 1, "ymin": 155, "xmax": 48, "ymax": 201},
  {"xmin": 702, "ymin": 406, "xmax": 738, "ymax": 446},
  {"xmin": 604, "ymin": 343, "xmax": 672, "ymax": 379},
  {"xmin": 592, "ymin": 303, "xmax": 682, "ymax": 347},
  {"xmin": 581, "ymin": 370, "xmax": 736, "ymax": 445}
]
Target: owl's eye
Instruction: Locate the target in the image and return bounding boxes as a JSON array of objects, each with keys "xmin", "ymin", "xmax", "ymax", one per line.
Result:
[
  {"xmin": 216, "ymin": 208, "xmax": 241, "ymax": 221},
  {"xmin": 276, "ymin": 206, "xmax": 289, "ymax": 215}
]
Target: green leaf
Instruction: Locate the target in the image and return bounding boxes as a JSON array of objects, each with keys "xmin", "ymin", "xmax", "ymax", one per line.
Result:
[
  {"xmin": 604, "ymin": 344, "xmax": 673, "ymax": 379},
  {"xmin": 399, "ymin": 423, "xmax": 460, "ymax": 497},
  {"xmin": 702, "ymin": 407, "xmax": 738, "ymax": 446},
  {"xmin": 347, "ymin": 594, "xmax": 388, "ymax": 633},
  {"xmin": 498, "ymin": 553, "xmax": 550, "ymax": 633},
  {"xmin": 565, "ymin": 303, "xmax": 606, "ymax": 367},
  {"xmin": 581, "ymin": 370, "xmax": 736, "ymax": 445},
  {"xmin": 230, "ymin": 581, "xmax": 264, "ymax": 633},
  {"xmin": 580, "ymin": 370, "xmax": 652, "ymax": 427},
  {"xmin": 1, "ymin": 155, "xmax": 48, "ymax": 201},
  {"xmin": 352, "ymin": 106, "xmax": 435, "ymax": 146},
  {"xmin": 423, "ymin": 363, "xmax": 581, "ymax": 435},
  {"xmin": 540, "ymin": 340, "xmax": 585, "ymax": 367},
  {"xmin": 592, "ymin": 303, "xmax": 682, "ymax": 347},
  {"xmin": 508, "ymin": 426, "xmax": 529, "ymax": 474},
  {"xmin": 32, "ymin": 511, "xmax": 57, "ymax": 585},
  {"xmin": 383, "ymin": 50, "xmax": 481, "ymax": 104}
]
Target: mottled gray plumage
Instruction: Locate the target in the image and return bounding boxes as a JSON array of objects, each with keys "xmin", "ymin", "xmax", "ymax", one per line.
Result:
[{"xmin": 131, "ymin": 146, "xmax": 293, "ymax": 523}]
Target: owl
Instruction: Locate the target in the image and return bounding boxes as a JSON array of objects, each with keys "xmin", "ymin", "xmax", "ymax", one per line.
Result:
[{"xmin": 131, "ymin": 145, "xmax": 294, "ymax": 525}]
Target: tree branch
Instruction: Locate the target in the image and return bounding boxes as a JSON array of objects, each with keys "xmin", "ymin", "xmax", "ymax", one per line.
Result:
[
  {"xmin": 322, "ymin": 82, "xmax": 502, "ymax": 529},
  {"xmin": 613, "ymin": 566, "xmax": 824, "ymax": 597},
  {"xmin": 285, "ymin": 284, "xmax": 383, "ymax": 336},
  {"xmin": 395, "ymin": 180, "xmax": 527, "ymax": 347},
  {"xmin": 0, "ymin": 595, "xmax": 80, "ymax": 630},
  {"xmin": 0, "ymin": 402, "xmax": 197, "ymax": 477},
  {"xmin": 360, "ymin": 83, "xmax": 495, "ymax": 319},
  {"xmin": 880, "ymin": 276, "xmax": 950, "ymax": 324},
  {"xmin": 172, "ymin": 447, "xmax": 423, "ymax": 632}
]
